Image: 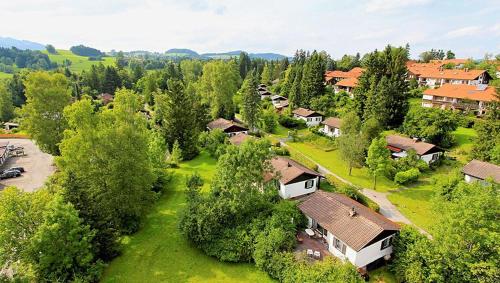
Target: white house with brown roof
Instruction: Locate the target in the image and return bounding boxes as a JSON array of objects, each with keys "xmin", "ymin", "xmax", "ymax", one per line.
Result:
[
  {"xmin": 462, "ymin": 159, "xmax": 500, "ymax": 184},
  {"xmin": 266, "ymin": 156, "xmax": 323, "ymax": 199},
  {"xmin": 386, "ymin": 135, "xmax": 442, "ymax": 164},
  {"xmin": 321, "ymin": 117, "xmax": 342, "ymax": 137},
  {"xmin": 298, "ymin": 191, "xmax": 400, "ymax": 269},
  {"xmin": 207, "ymin": 118, "xmax": 249, "ymax": 137},
  {"xmin": 422, "ymin": 84, "xmax": 498, "ymax": 115},
  {"xmin": 292, "ymin": 108, "xmax": 323, "ymax": 127}
]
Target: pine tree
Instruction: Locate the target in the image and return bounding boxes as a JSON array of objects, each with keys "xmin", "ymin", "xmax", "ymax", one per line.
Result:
[
  {"xmin": 260, "ymin": 63, "xmax": 272, "ymax": 85},
  {"xmin": 240, "ymin": 72, "xmax": 261, "ymax": 131},
  {"xmin": 300, "ymin": 51, "xmax": 325, "ymax": 108}
]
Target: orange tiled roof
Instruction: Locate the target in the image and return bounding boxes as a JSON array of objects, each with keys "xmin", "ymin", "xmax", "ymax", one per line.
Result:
[
  {"xmin": 325, "ymin": 67, "xmax": 365, "ymax": 81},
  {"xmin": 335, "ymin": 77, "xmax": 358, "ymax": 88},
  {"xmin": 424, "ymin": 84, "xmax": 498, "ymax": 102},
  {"xmin": 418, "ymin": 68, "xmax": 486, "ymax": 80}
]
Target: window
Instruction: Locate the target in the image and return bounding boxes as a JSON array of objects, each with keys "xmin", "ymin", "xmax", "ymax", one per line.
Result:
[
  {"xmin": 305, "ymin": 180, "xmax": 314, "ymax": 189},
  {"xmin": 381, "ymin": 237, "xmax": 392, "ymax": 250},
  {"xmin": 307, "ymin": 118, "xmax": 311, "ymax": 122},
  {"xmin": 334, "ymin": 237, "xmax": 347, "ymax": 254}
]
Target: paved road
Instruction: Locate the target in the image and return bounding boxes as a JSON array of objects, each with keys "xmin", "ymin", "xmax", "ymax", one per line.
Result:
[
  {"xmin": 280, "ymin": 139, "xmax": 431, "ymax": 236},
  {"xmin": 0, "ymin": 139, "xmax": 55, "ymax": 192}
]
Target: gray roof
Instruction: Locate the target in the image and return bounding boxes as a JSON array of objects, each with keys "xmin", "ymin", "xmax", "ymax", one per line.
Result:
[{"xmin": 462, "ymin": 159, "xmax": 500, "ymax": 183}]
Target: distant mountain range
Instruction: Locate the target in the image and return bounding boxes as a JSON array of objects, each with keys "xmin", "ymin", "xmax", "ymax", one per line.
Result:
[
  {"xmin": 0, "ymin": 36, "xmax": 288, "ymax": 60},
  {"xmin": 165, "ymin": 48, "xmax": 287, "ymax": 60},
  {"xmin": 0, "ymin": 37, "xmax": 45, "ymax": 50}
]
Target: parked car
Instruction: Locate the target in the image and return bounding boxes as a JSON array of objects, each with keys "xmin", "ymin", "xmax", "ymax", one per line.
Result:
[
  {"xmin": 0, "ymin": 170, "xmax": 21, "ymax": 179},
  {"xmin": 8, "ymin": 166, "xmax": 25, "ymax": 173}
]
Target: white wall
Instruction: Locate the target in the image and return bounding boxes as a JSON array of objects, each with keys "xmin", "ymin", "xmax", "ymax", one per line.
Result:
[
  {"xmin": 420, "ymin": 152, "xmax": 441, "ymax": 164},
  {"xmin": 227, "ymin": 130, "xmax": 248, "ymax": 137},
  {"xmin": 322, "ymin": 125, "xmax": 341, "ymax": 137},
  {"xmin": 294, "ymin": 115, "xmax": 322, "ymax": 127},
  {"xmin": 279, "ymin": 177, "xmax": 319, "ymax": 199},
  {"xmin": 353, "ymin": 236, "xmax": 394, "ymax": 267}
]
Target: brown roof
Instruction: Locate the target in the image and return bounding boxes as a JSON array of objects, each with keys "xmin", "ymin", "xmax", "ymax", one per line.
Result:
[
  {"xmin": 207, "ymin": 118, "xmax": 248, "ymax": 132},
  {"xmin": 423, "ymin": 84, "xmax": 498, "ymax": 102},
  {"xmin": 274, "ymin": 99, "xmax": 289, "ymax": 109},
  {"xmin": 100, "ymin": 93, "xmax": 114, "ymax": 105},
  {"xmin": 266, "ymin": 156, "xmax": 322, "ymax": 185},
  {"xmin": 419, "ymin": 68, "xmax": 487, "ymax": 80},
  {"xmin": 335, "ymin": 77, "xmax": 359, "ymax": 88},
  {"xmin": 386, "ymin": 135, "xmax": 439, "ymax": 155},
  {"xmin": 228, "ymin": 133, "xmax": 254, "ymax": 146},
  {"xmin": 292, "ymin": 108, "xmax": 322, "ymax": 117},
  {"xmin": 298, "ymin": 191, "xmax": 399, "ymax": 251},
  {"xmin": 322, "ymin": 117, "xmax": 342, "ymax": 129},
  {"xmin": 462, "ymin": 159, "xmax": 500, "ymax": 183}
]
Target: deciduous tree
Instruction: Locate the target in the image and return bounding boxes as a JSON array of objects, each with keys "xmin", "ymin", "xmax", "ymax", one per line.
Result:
[{"xmin": 366, "ymin": 137, "xmax": 391, "ymax": 189}]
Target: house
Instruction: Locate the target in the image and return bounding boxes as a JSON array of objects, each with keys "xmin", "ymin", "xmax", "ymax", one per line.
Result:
[
  {"xmin": 270, "ymin": 94, "xmax": 287, "ymax": 106},
  {"xmin": 417, "ymin": 68, "xmax": 490, "ymax": 88},
  {"xmin": 99, "ymin": 93, "xmax": 114, "ymax": 105},
  {"xmin": 292, "ymin": 108, "xmax": 323, "ymax": 127},
  {"xmin": 462, "ymin": 159, "xmax": 500, "ymax": 184},
  {"xmin": 259, "ymin": 89, "xmax": 272, "ymax": 100},
  {"xmin": 207, "ymin": 118, "xmax": 249, "ymax": 137},
  {"xmin": 386, "ymin": 135, "xmax": 442, "ymax": 164},
  {"xmin": 265, "ymin": 156, "xmax": 323, "ymax": 199},
  {"xmin": 4, "ymin": 122, "xmax": 19, "ymax": 131},
  {"xmin": 321, "ymin": 117, "xmax": 342, "ymax": 137},
  {"xmin": 228, "ymin": 132, "xmax": 254, "ymax": 146},
  {"xmin": 334, "ymin": 77, "xmax": 358, "ymax": 96},
  {"xmin": 422, "ymin": 84, "xmax": 498, "ymax": 115},
  {"xmin": 274, "ymin": 99, "xmax": 289, "ymax": 112},
  {"xmin": 325, "ymin": 67, "xmax": 364, "ymax": 87},
  {"xmin": 298, "ymin": 190, "xmax": 400, "ymax": 270}
]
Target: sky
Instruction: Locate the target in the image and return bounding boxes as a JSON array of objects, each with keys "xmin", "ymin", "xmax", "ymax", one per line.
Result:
[{"xmin": 0, "ymin": 0, "xmax": 499, "ymax": 59}]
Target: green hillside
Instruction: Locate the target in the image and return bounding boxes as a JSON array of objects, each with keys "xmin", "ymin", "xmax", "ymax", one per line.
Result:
[
  {"xmin": 43, "ymin": 49, "xmax": 115, "ymax": 73},
  {"xmin": 0, "ymin": 72, "xmax": 13, "ymax": 79}
]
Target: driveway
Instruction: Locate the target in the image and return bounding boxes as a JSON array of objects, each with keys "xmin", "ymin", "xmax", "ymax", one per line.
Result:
[{"xmin": 0, "ymin": 139, "xmax": 56, "ymax": 192}]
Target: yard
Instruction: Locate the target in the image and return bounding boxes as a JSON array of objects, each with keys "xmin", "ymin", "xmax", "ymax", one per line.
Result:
[
  {"xmin": 43, "ymin": 49, "xmax": 115, "ymax": 73},
  {"xmin": 102, "ymin": 152, "xmax": 273, "ymax": 283}
]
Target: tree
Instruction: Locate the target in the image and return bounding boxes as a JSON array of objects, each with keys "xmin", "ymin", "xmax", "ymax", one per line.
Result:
[
  {"xmin": 402, "ymin": 107, "xmax": 459, "ymax": 148},
  {"xmin": 45, "ymin": 44, "xmax": 57, "ymax": 54},
  {"xmin": 180, "ymin": 60, "xmax": 203, "ymax": 83},
  {"xmin": 366, "ymin": 137, "xmax": 391, "ymax": 189},
  {"xmin": 240, "ymin": 72, "xmax": 261, "ymax": 131},
  {"xmin": 261, "ymin": 63, "xmax": 272, "ymax": 85},
  {"xmin": 167, "ymin": 140, "xmax": 182, "ymax": 167},
  {"xmin": 58, "ymin": 90, "xmax": 155, "ymax": 259},
  {"xmin": 471, "ymin": 101, "xmax": 500, "ymax": 164},
  {"xmin": 446, "ymin": 50, "xmax": 456, "ymax": 60},
  {"xmin": 7, "ymin": 72, "xmax": 27, "ymax": 107},
  {"xmin": 300, "ymin": 51, "xmax": 326, "ymax": 108},
  {"xmin": 337, "ymin": 112, "xmax": 365, "ymax": 176},
  {"xmin": 197, "ymin": 60, "xmax": 239, "ymax": 119},
  {"xmin": 0, "ymin": 187, "xmax": 51, "ymax": 269},
  {"xmin": 198, "ymin": 129, "xmax": 228, "ymax": 158},
  {"xmin": 154, "ymin": 79, "xmax": 200, "ymax": 160},
  {"xmin": 259, "ymin": 107, "xmax": 278, "ymax": 133},
  {"xmin": 0, "ymin": 82, "xmax": 15, "ymax": 122},
  {"xmin": 238, "ymin": 52, "xmax": 251, "ymax": 80},
  {"xmin": 21, "ymin": 72, "xmax": 71, "ymax": 155},
  {"xmin": 354, "ymin": 45, "xmax": 409, "ymax": 128},
  {"xmin": 28, "ymin": 195, "xmax": 101, "ymax": 282}
]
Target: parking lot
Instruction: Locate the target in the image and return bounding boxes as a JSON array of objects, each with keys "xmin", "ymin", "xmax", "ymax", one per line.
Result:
[{"xmin": 0, "ymin": 139, "xmax": 55, "ymax": 192}]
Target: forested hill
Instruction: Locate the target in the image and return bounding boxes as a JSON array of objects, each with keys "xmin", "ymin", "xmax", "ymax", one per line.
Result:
[{"xmin": 163, "ymin": 48, "xmax": 288, "ymax": 60}]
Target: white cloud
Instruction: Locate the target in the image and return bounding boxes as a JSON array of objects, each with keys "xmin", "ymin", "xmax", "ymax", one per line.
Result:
[
  {"xmin": 445, "ymin": 26, "xmax": 482, "ymax": 38},
  {"xmin": 363, "ymin": 0, "xmax": 432, "ymax": 13}
]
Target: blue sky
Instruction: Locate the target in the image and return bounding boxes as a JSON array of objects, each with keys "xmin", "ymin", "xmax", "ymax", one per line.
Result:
[{"xmin": 0, "ymin": 0, "xmax": 498, "ymax": 59}]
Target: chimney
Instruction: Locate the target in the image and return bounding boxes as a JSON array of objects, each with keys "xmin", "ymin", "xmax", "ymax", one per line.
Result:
[
  {"xmin": 439, "ymin": 66, "xmax": 443, "ymax": 71},
  {"xmin": 465, "ymin": 68, "xmax": 469, "ymax": 72},
  {"xmin": 349, "ymin": 207, "xmax": 357, "ymax": 217}
]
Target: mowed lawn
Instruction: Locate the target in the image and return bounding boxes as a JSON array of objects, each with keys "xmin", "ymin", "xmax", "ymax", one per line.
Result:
[
  {"xmin": 0, "ymin": 72, "xmax": 13, "ymax": 79},
  {"xmin": 286, "ymin": 141, "xmax": 398, "ymax": 192},
  {"xmin": 102, "ymin": 152, "xmax": 273, "ymax": 283},
  {"xmin": 43, "ymin": 49, "xmax": 115, "ymax": 73}
]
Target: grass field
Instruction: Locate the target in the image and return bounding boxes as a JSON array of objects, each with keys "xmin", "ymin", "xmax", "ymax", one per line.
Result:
[
  {"xmin": 0, "ymin": 72, "xmax": 13, "ymax": 79},
  {"xmin": 43, "ymin": 49, "xmax": 115, "ymax": 73},
  {"xmin": 102, "ymin": 152, "xmax": 273, "ymax": 283},
  {"xmin": 286, "ymin": 141, "xmax": 398, "ymax": 192}
]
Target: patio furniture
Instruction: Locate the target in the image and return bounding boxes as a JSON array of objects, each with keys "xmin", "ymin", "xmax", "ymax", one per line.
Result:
[
  {"xmin": 307, "ymin": 249, "xmax": 313, "ymax": 257},
  {"xmin": 296, "ymin": 234, "xmax": 304, "ymax": 243},
  {"xmin": 305, "ymin": 228, "xmax": 315, "ymax": 238},
  {"xmin": 314, "ymin": 251, "xmax": 321, "ymax": 259}
]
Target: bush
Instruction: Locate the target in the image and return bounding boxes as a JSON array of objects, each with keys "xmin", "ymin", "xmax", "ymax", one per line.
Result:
[
  {"xmin": 279, "ymin": 115, "xmax": 306, "ymax": 129},
  {"xmin": 324, "ymin": 175, "xmax": 380, "ymax": 212},
  {"xmin": 394, "ymin": 168, "xmax": 420, "ymax": 185},
  {"xmin": 273, "ymin": 146, "xmax": 290, "ymax": 156}
]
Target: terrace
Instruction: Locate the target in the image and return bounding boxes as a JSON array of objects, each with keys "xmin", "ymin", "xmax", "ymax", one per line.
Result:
[{"xmin": 295, "ymin": 231, "xmax": 331, "ymax": 261}]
